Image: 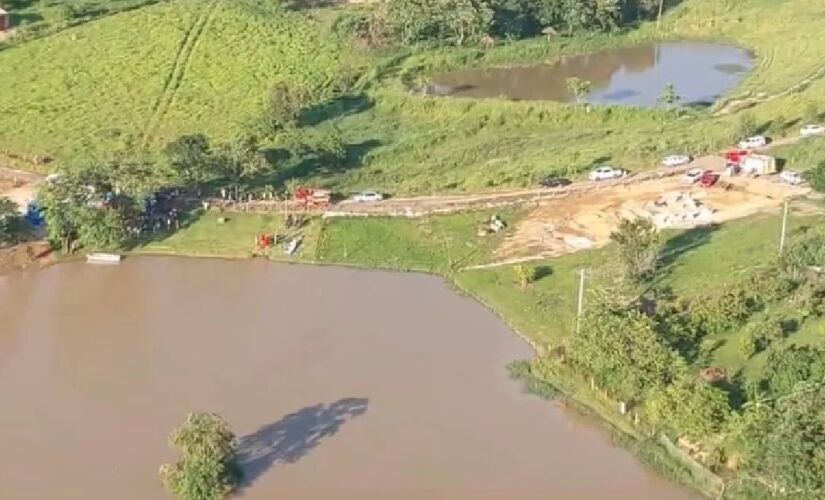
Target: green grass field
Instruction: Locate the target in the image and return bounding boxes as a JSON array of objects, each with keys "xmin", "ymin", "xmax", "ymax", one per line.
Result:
[
  {"xmin": 0, "ymin": 0, "xmax": 348, "ymax": 161},
  {"xmin": 2, "ymin": 0, "xmax": 825, "ymax": 196}
]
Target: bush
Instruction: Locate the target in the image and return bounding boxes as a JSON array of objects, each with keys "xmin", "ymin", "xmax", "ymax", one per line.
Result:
[
  {"xmin": 739, "ymin": 331, "xmax": 757, "ymax": 359},
  {"xmin": 513, "ymin": 264, "xmax": 536, "ymax": 288},
  {"xmin": 732, "ymin": 113, "xmax": 758, "ymax": 141},
  {"xmin": 688, "ymin": 287, "xmax": 752, "ymax": 337},
  {"xmin": 761, "ymin": 345, "xmax": 825, "ymax": 396},
  {"xmin": 809, "ymin": 161, "xmax": 825, "ymax": 193}
]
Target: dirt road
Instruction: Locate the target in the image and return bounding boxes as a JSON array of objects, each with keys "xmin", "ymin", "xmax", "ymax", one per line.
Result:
[{"xmin": 325, "ymin": 137, "xmax": 802, "ymax": 218}]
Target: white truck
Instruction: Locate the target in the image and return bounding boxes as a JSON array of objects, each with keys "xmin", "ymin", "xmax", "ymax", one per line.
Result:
[{"xmin": 740, "ymin": 154, "xmax": 777, "ymax": 176}]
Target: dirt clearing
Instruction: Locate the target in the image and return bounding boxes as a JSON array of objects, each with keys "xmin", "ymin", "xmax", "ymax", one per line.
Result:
[
  {"xmin": 0, "ymin": 166, "xmax": 41, "ymax": 212},
  {"xmin": 496, "ymin": 175, "xmax": 813, "ymax": 261}
]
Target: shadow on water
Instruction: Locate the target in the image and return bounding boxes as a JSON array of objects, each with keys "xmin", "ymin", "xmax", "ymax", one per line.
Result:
[{"xmin": 237, "ymin": 397, "xmax": 369, "ymax": 489}]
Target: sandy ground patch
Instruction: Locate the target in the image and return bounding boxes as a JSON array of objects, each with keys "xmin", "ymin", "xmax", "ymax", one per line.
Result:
[
  {"xmin": 496, "ymin": 174, "xmax": 813, "ymax": 261},
  {"xmin": 0, "ymin": 167, "xmax": 41, "ymax": 213}
]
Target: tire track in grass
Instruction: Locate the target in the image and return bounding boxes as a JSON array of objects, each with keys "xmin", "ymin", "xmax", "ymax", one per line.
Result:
[{"xmin": 142, "ymin": 1, "xmax": 218, "ymax": 146}]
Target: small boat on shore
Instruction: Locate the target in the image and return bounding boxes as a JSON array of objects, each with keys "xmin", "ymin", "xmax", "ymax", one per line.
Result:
[{"xmin": 86, "ymin": 253, "xmax": 122, "ymax": 265}]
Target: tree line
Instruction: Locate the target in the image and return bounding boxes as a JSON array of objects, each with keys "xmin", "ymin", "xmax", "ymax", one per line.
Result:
[{"xmin": 364, "ymin": 0, "xmax": 668, "ymax": 46}]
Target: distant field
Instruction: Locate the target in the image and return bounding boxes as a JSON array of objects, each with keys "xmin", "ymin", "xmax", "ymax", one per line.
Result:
[
  {"xmin": 0, "ymin": 0, "xmax": 347, "ymax": 161},
  {"xmin": 1, "ymin": 0, "xmax": 825, "ymax": 195}
]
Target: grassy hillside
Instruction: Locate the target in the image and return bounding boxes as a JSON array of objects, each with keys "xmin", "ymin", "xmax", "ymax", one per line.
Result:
[
  {"xmin": 3, "ymin": 0, "xmax": 825, "ymax": 194},
  {"xmin": 0, "ymin": 0, "xmax": 348, "ymax": 161}
]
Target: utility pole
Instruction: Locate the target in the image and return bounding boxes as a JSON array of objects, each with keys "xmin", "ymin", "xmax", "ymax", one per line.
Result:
[
  {"xmin": 779, "ymin": 200, "xmax": 790, "ymax": 255},
  {"xmin": 575, "ymin": 268, "xmax": 586, "ymax": 334}
]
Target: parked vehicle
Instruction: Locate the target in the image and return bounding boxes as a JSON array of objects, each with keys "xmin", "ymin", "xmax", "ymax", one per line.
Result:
[
  {"xmin": 662, "ymin": 154, "xmax": 692, "ymax": 168},
  {"xmin": 741, "ymin": 154, "xmax": 777, "ymax": 176},
  {"xmin": 800, "ymin": 124, "xmax": 825, "ymax": 137},
  {"xmin": 738, "ymin": 135, "xmax": 768, "ymax": 150},
  {"xmin": 352, "ymin": 191, "xmax": 384, "ymax": 202},
  {"xmin": 589, "ymin": 166, "xmax": 626, "ymax": 181},
  {"xmin": 683, "ymin": 168, "xmax": 704, "ymax": 183},
  {"xmin": 698, "ymin": 171, "xmax": 720, "ymax": 188},
  {"xmin": 780, "ymin": 170, "xmax": 805, "ymax": 185},
  {"xmin": 539, "ymin": 176, "xmax": 572, "ymax": 188}
]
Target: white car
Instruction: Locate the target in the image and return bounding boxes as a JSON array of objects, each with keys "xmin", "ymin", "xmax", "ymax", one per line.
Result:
[
  {"xmin": 352, "ymin": 191, "xmax": 384, "ymax": 203},
  {"xmin": 589, "ymin": 166, "xmax": 626, "ymax": 181},
  {"xmin": 683, "ymin": 168, "xmax": 704, "ymax": 183},
  {"xmin": 738, "ymin": 135, "xmax": 768, "ymax": 150},
  {"xmin": 662, "ymin": 154, "xmax": 692, "ymax": 168},
  {"xmin": 780, "ymin": 170, "xmax": 804, "ymax": 185},
  {"xmin": 800, "ymin": 124, "xmax": 825, "ymax": 137}
]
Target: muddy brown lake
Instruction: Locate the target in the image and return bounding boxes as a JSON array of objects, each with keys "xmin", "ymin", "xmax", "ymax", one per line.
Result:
[
  {"xmin": 0, "ymin": 258, "xmax": 696, "ymax": 499},
  {"xmin": 433, "ymin": 42, "xmax": 754, "ymax": 107}
]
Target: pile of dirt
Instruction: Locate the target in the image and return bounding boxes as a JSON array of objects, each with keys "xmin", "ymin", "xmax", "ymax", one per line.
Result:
[
  {"xmin": 0, "ymin": 242, "xmax": 55, "ymax": 276},
  {"xmin": 645, "ymin": 192, "xmax": 715, "ymax": 229},
  {"xmin": 496, "ymin": 175, "xmax": 812, "ymax": 261}
]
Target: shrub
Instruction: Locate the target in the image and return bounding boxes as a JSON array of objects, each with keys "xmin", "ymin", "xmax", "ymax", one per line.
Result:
[
  {"xmin": 513, "ymin": 264, "xmax": 536, "ymax": 288},
  {"xmin": 809, "ymin": 161, "xmax": 825, "ymax": 193}
]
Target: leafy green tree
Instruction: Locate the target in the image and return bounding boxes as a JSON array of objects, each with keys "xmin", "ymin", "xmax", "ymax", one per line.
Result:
[
  {"xmin": 442, "ymin": 0, "xmax": 494, "ymax": 45},
  {"xmin": 734, "ymin": 385, "xmax": 825, "ymax": 497},
  {"xmin": 609, "ymin": 217, "xmax": 660, "ymax": 282},
  {"xmin": 733, "ymin": 113, "xmax": 758, "ymax": 141},
  {"xmin": 215, "ymin": 135, "xmax": 269, "ymax": 197},
  {"xmin": 260, "ymin": 82, "xmax": 311, "ymax": 135},
  {"xmin": 160, "ymin": 412, "xmax": 239, "ymax": 500},
  {"xmin": 802, "ymin": 100, "xmax": 820, "ymax": 124},
  {"xmin": 0, "ymin": 197, "xmax": 22, "ymax": 245},
  {"xmin": 164, "ymin": 134, "xmax": 215, "ymax": 195},
  {"xmin": 761, "ymin": 346, "xmax": 825, "ymax": 397},
  {"xmin": 809, "ymin": 161, "xmax": 825, "ymax": 193},
  {"xmin": 566, "ymin": 77, "xmax": 592, "ymax": 105},
  {"xmin": 593, "ymin": 0, "xmax": 620, "ymax": 30},
  {"xmin": 646, "ymin": 372, "xmax": 730, "ymax": 439},
  {"xmin": 571, "ymin": 304, "xmax": 677, "ymax": 400},
  {"xmin": 76, "ymin": 207, "xmax": 127, "ymax": 252},
  {"xmin": 688, "ymin": 286, "xmax": 752, "ymax": 337},
  {"xmin": 657, "ymin": 83, "xmax": 680, "ymax": 108},
  {"xmin": 513, "ymin": 264, "xmax": 536, "ymax": 289}
]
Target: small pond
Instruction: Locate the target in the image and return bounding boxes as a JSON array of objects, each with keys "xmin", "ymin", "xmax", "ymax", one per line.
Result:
[{"xmin": 432, "ymin": 42, "xmax": 755, "ymax": 107}]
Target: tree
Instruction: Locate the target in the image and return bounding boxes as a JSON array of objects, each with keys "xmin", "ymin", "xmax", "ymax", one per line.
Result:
[
  {"xmin": 646, "ymin": 372, "xmax": 730, "ymax": 439},
  {"xmin": 657, "ymin": 83, "xmax": 680, "ymax": 109},
  {"xmin": 441, "ymin": 0, "xmax": 494, "ymax": 46},
  {"xmin": 215, "ymin": 135, "xmax": 268, "ymax": 197},
  {"xmin": 0, "ymin": 197, "xmax": 21, "ymax": 245},
  {"xmin": 733, "ymin": 112, "xmax": 758, "ymax": 141},
  {"xmin": 609, "ymin": 217, "xmax": 660, "ymax": 282},
  {"xmin": 160, "ymin": 412, "xmax": 239, "ymax": 500},
  {"xmin": 571, "ymin": 304, "xmax": 677, "ymax": 400},
  {"xmin": 566, "ymin": 77, "xmax": 592, "ymax": 105},
  {"xmin": 513, "ymin": 264, "xmax": 536, "ymax": 289},
  {"xmin": 734, "ymin": 385, "xmax": 825, "ymax": 497},
  {"xmin": 761, "ymin": 346, "xmax": 825, "ymax": 397},
  {"xmin": 803, "ymin": 100, "xmax": 820, "ymax": 124},
  {"xmin": 259, "ymin": 82, "xmax": 311, "ymax": 135},
  {"xmin": 593, "ymin": 0, "xmax": 620, "ymax": 31},
  {"xmin": 76, "ymin": 207, "xmax": 127, "ymax": 251},
  {"xmin": 316, "ymin": 126, "xmax": 347, "ymax": 168},
  {"xmin": 810, "ymin": 160, "xmax": 825, "ymax": 193},
  {"xmin": 164, "ymin": 134, "xmax": 215, "ymax": 195}
]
